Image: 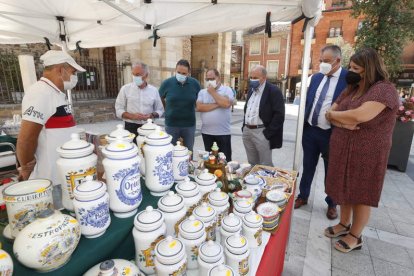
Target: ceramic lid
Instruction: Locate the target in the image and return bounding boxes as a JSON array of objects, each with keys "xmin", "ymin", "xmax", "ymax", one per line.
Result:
[
  {"xmin": 158, "ymin": 191, "xmax": 184, "ymax": 213},
  {"xmin": 208, "ymin": 264, "xmax": 235, "ymax": 276},
  {"xmin": 175, "ymin": 177, "xmax": 200, "ymax": 197},
  {"xmin": 102, "ymin": 138, "xmax": 138, "ymax": 159},
  {"xmin": 221, "ymin": 213, "xmax": 242, "ymax": 232},
  {"xmin": 257, "ymin": 202, "xmax": 280, "ymax": 219},
  {"xmin": 234, "ymin": 190, "xmax": 253, "ymax": 199},
  {"xmin": 266, "ymin": 190, "xmax": 287, "ymax": 203},
  {"xmin": 173, "ymin": 141, "xmax": 188, "ymax": 156},
  {"xmin": 199, "ymin": 240, "xmax": 224, "ymax": 263},
  {"xmin": 179, "ymin": 215, "xmax": 205, "ymax": 239},
  {"xmin": 208, "ymin": 188, "xmax": 229, "ymax": 206},
  {"xmin": 193, "ymin": 202, "xmax": 216, "ymax": 223},
  {"xmin": 225, "ymin": 233, "xmax": 249, "ymax": 255},
  {"xmin": 196, "ymin": 169, "xmax": 217, "ymax": 185},
  {"xmin": 244, "ymin": 174, "xmax": 261, "ymax": 185},
  {"xmin": 233, "ymin": 199, "xmax": 253, "ymax": 213},
  {"xmin": 107, "ymin": 124, "xmax": 135, "ymax": 140},
  {"xmin": 74, "ymin": 175, "xmax": 107, "ymax": 201},
  {"xmin": 138, "ymin": 119, "xmax": 157, "ymax": 136},
  {"xmin": 134, "ymin": 206, "xmax": 164, "ymax": 232},
  {"xmin": 155, "ymin": 236, "xmax": 185, "ymax": 265},
  {"xmin": 145, "ymin": 126, "xmax": 172, "ymax": 146},
  {"xmin": 242, "ymin": 211, "xmax": 263, "ymax": 228},
  {"xmin": 56, "ymin": 133, "xmax": 95, "ymax": 158}
]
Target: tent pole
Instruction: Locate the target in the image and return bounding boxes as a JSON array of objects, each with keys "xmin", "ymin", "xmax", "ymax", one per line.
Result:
[
  {"xmin": 59, "ymin": 39, "xmax": 74, "ymax": 117},
  {"xmin": 101, "ymin": 0, "xmax": 146, "ymax": 26},
  {"xmin": 293, "ymin": 24, "xmax": 314, "ymax": 171}
]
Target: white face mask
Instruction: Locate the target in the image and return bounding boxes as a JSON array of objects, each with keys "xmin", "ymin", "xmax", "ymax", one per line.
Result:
[
  {"xmin": 133, "ymin": 75, "xmax": 144, "ymax": 86},
  {"xmin": 206, "ymin": 80, "xmax": 217, "ymax": 88},
  {"xmin": 319, "ymin": 62, "xmax": 333, "ymax": 75},
  {"xmin": 63, "ymin": 73, "xmax": 78, "ymax": 90}
]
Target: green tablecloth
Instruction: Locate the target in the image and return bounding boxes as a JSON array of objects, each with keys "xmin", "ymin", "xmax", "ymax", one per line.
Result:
[{"xmin": 0, "ymin": 178, "xmax": 165, "ymax": 276}]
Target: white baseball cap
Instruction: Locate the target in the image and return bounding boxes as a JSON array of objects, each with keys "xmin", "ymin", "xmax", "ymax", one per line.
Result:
[{"xmin": 40, "ymin": 50, "xmax": 86, "ymax": 72}]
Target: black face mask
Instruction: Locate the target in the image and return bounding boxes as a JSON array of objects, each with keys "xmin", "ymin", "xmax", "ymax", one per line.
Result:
[{"xmin": 345, "ymin": 71, "xmax": 362, "ymax": 85}]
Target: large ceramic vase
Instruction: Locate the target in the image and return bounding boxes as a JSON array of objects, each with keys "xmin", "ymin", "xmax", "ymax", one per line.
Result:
[
  {"xmin": 173, "ymin": 141, "xmax": 189, "ymax": 181},
  {"xmin": 136, "ymin": 119, "xmax": 158, "ymax": 177},
  {"xmin": 102, "ymin": 138, "xmax": 142, "ymax": 218},
  {"xmin": 56, "ymin": 133, "xmax": 97, "ymax": 211},
  {"xmin": 388, "ymin": 121, "xmax": 414, "ymax": 172},
  {"xmin": 143, "ymin": 126, "xmax": 174, "ymax": 196}
]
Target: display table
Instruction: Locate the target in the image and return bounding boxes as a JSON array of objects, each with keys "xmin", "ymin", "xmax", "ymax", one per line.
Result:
[{"xmin": 0, "ymin": 178, "xmax": 295, "ymax": 275}]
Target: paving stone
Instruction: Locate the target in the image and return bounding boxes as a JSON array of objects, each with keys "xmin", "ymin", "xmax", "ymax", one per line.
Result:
[
  {"xmin": 366, "ymin": 237, "xmax": 414, "ymax": 268},
  {"xmin": 372, "ymin": 257, "xmax": 414, "ymax": 276},
  {"xmin": 286, "ymin": 232, "xmax": 308, "ymax": 257},
  {"xmin": 387, "ymin": 207, "xmax": 414, "ymax": 225},
  {"xmin": 407, "ymin": 248, "xmax": 414, "ymax": 266},
  {"xmin": 282, "ymin": 254, "xmax": 304, "ymax": 276},
  {"xmin": 332, "ymin": 250, "xmax": 375, "ymax": 276},
  {"xmin": 367, "ymin": 206, "xmax": 397, "ymax": 233},
  {"xmin": 394, "ymin": 221, "xmax": 414, "ymax": 239},
  {"xmin": 332, "ymin": 267, "xmax": 359, "ymax": 276},
  {"xmin": 290, "ymin": 216, "xmax": 310, "ymax": 237}
]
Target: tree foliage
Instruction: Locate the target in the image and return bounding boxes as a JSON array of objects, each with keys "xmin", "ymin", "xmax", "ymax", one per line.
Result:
[{"xmin": 351, "ymin": 0, "xmax": 414, "ymax": 79}]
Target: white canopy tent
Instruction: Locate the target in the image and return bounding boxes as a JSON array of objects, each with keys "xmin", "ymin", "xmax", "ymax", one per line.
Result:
[{"xmin": 0, "ymin": 0, "xmax": 322, "ymax": 170}]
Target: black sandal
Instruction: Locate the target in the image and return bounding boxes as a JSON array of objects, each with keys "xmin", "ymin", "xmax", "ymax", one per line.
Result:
[
  {"xmin": 334, "ymin": 232, "xmax": 363, "ymax": 253},
  {"xmin": 324, "ymin": 222, "xmax": 351, "ymax": 238}
]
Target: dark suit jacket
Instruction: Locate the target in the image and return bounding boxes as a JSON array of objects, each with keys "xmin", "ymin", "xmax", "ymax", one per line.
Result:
[
  {"xmin": 304, "ymin": 68, "xmax": 348, "ymax": 122},
  {"xmin": 243, "ymin": 81, "xmax": 285, "ymax": 149}
]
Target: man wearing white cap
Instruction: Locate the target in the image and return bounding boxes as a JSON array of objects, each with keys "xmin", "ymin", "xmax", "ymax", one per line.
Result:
[{"xmin": 16, "ymin": 50, "xmax": 85, "ymax": 206}]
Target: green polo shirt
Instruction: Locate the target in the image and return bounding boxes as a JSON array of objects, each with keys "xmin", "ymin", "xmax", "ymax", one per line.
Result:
[{"xmin": 159, "ymin": 76, "xmax": 201, "ymax": 127}]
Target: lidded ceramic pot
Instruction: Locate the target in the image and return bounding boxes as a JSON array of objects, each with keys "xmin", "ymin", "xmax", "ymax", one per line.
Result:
[
  {"xmin": 13, "ymin": 209, "xmax": 81, "ymax": 272},
  {"xmin": 154, "ymin": 236, "xmax": 187, "ymax": 276},
  {"xmin": 193, "ymin": 202, "xmax": 217, "ymax": 241},
  {"xmin": 266, "ymin": 190, "xmax": 288, "ymax": 209},
  {"xmin": 105, "ymin": 124, "xmax": 135, "ymax": 143},
  {"xmin": 207, "ymin": 264, "xmax": 235, "ymax": 276},
  {"xmin": 198, "ymin": 240, "xmax": 225, "ymax": 276},
  {"xmin": 158, "ymin": 191, "xmax": 186, "ymax": 237},
  {"xmin": 242, "ymin": 211, "xmax": 263, "ymax": 248},
  {"xmin": 3, "ymin": 179, "xmax": 53, "ymax": 238},
  {"xmin": 220, "ymin": 213, "xmax": 242, "ymax": 244},
  {"xmin": 233, "ymin": 199, "xmax": 253, "ymax": 219},
  {"xmin": 243, "ymin": 175, "xmax": 263, "ymax": 202},
  {"xmin": 208, "ymin": 188, "xmax": 230, "ymax": 244},
  {"xmin": 137, "ymin": 119, "xmax": 158, "ymax": 177},
  {"xmin": 175, "ymin": 177, "xmax": 201, "ymax": 211},
  {"xmin": 257, "ymin": 202, "xmax": 280, "ymax": 231},
  {"xmin": 0, "ymin": 243, "xmax": 13, "ymax": 276},
  {"xmin": 224, "ymin": 233, "xmax": 250, "ymax": 276},
  {"xmin": 173, "ymin": 141, "xmax": 189, "ymax": 181},
  {"xmin": 84, "ymin": 259, "xmax": 143, "ymax": 276},
  {"xmin": 73, "ymin": 175, "xmax": 110, "ymax": 238},
  {"xmin": 133, "ymin": 206, "xmax": 166, "ymax": 275},
  {"xmin": 102, "ymin": 138, "xmax": 142, "ymax": 218},
  {"xmin": 195, "ymin": 169, "xmax": 217, "ymax": 196},
  {"xmin": 143, "ymin": 126, "xmax": 174, "ymax": 196},
  {"xmin": 178, "ymin": 215, "xmax": 206, "ymax": 270},
  {"xmin": 56, "ymin": 133, "xmax": 97, "ymax": 211}
]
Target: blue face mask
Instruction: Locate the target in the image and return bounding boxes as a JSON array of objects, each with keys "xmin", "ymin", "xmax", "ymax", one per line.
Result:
[
  {"xmin": 133, "ymin": 75, "xmax": 144, "ymax": 86},
  {"xmin": 176, "ymin": 73, "xmax": 187, "ymax": 83},
  {"xmin": 249, "ymin": 79, "xmax": 260, "ymax": 89}
]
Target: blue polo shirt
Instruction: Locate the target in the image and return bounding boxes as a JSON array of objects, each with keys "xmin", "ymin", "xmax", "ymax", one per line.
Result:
[{"xmin": 159, "ymin": 76, "xmax": 201, "ymax": 127}]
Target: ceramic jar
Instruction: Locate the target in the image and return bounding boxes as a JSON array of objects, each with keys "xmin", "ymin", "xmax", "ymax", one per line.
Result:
[
  {"xmin": 105, "ymin": 124, "xmax": 135, "ymax": 143},
  {"xmin": 102, "ymin": 138, "xmax": 142, "ymax": 218},
  {"xmin": 13, "ymin": 209, "xmax": 81, "ymax": 272},
  {"xmin": 178, "ymin": 215, "xmax": 206, "ymax": 270},
  {"xmin": 233, "ymin": 199, "xmax": 253, "ymax": 219},
  {"xmin": 224, "ymin": 233, "xmax": 250, "ymax": 276},
  {"xmin": 198, "ymin": 240, "xmax": 225, "ymax": 276},
  {"xmin": 242, "ymin": 211, "xmax": 263, "ymax": 248},
  {"xmin": 3, "ymin": 179, "xmax": 53, "ymax": 238},
  {"xmin": 84, "ymin": 259, "xmax": 143, "ymax": 276},
  {"xmin": 193, "ymin": 202, "xmax": 217, "ymax": 241},
  {"xmin": 154, "ymin": 236, "xmax": 187, "ymax": 276},
  {"xmin": 257, "ymin": 202, "xmax": 280, "ymax": 231},
  {"xmin": 0, "ymin": 245, "xmax": 13, "ymax": 276},
  {"xmin": 173, "ymin": 141, "xmax": 189, "ymax": 181},
  {"xmin": 208, "ymin": 188, "xmax": 229, "ymax": 243},
  {"xmin": 158, "ymin": 191, "xmax": 186, "ymax": 237},
  {"xmin": 232, "ymin": 190, "xmax": 253, "ymax": 203},
  {"xmin": 243, "ymin": 175, "xmax": 263, "ymax": 202},
  {"xmin": 56, "ymin": 133, "xmax": 97, "ymax": 211},
  {"xmin": 73, "ymin": 175, "xmax": 110, "ymax": 238},
  {"xmin": 143, "ymin": 126, "xmax": 174, "ymax": 196},
  {"xmin": 195, "ymin": 169, "xmax": 217, "ymax": 197},
  {"xmin": 220, "ymin": 213, "xmax": 242, "ymax": 244},
  {"xmin": 175, "ymin": 177, "xmax": 201, "ymax": 212},
  {"xmin": 207, "ymin": 264, "xmax": 235, "ymax": 276},
  {"xmin": 266, "ymin": 190, "xmax": 288, "ymax": 210},
  {"xmin": 133, "ymin": 206, "xmax": 166, "ymax": 275},
  {"xmin": 137, "ymin": 119, "xmax": 158, "ymax": 177}
]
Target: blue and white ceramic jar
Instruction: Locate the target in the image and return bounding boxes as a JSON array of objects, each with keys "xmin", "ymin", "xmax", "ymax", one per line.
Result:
[
  {"xmin": 137, "ymin": 119, "xmax": 158, "ymax": 177},
  {"xmin": 143, "ymin": 126, "xmax": 174, "ymax": 196},
  {"xmin": 73, "ymin": 175, "xmax": 110, "ymax": 238},
  {"xmin": 102, "ymin": 138, "xmax": 142, "ymax": 218},
  {"xmin": 173, "ymin": 141, "xmax": 189, "ymax": 181}
]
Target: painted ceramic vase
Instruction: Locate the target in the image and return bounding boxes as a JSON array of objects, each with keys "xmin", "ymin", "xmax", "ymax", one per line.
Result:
[
  {"xmin": 102, "ymin": 138, "xmax": 142, "ymax": 218},
  {"xmin": 2, "ymin": 179, "xmax": 53, "ymax": 238},
  {"xmin": 0, "ymin": 245, "xmax": 13, "ymax": 276},
  {"xmin": 157, "ymin": 191, "xmax": 186, "ymax": 237},
  {"xmin": 133, "ymin": 206, "xmax": 166, "ymax": 275},
  {"xmin": 73, "ymin": 175, "xmax": 110, "ymax": 238},
  {"xmin": 232, "ymin": 199, "xmax": 253, "ymax": 219},
  {"xmin": 178, "ymin": 215, "xmax": 206, "ymax": 270},
  {"xmin": 137, "ymin": 119, "xmax": 158, "ymax": 177},
  {"xmin": 207, "ymin": 264, "xmax": 235, "ymax": 276},
  {"xmin": 175, "ymin": 177, "xmax": 201, "ymax": 212},
  {"xmin": 13, "ymin": 209, "xmax": 81, "ymax": 272},
  {"xmin": 193, "ymin": 202, "xmax": 217, "ymax": 241},
  {"xmin": 195, "ymin": 169, "xmax": 217, "ymax": 197},
  {"xmin": 173, "ymin": 141, "xmax": 189, "ymax": 181},
  {"xmin": 84, "ymin": 259, "xmax": 143, "ymax": 276},
  {"xmin": 56, "ymin": 133, "xmax": 97, "ymax": 211},
  {"xmin": 207, "ymin": 188, "xmax": 230, "ymax": 244},
  {"xmin": 224, "ymin": 233, "xmax": 250, "ymax": 276},
  {"xmin": 143, "ymin": 126, "xmax": 174, "ymax": 196},
  {"xmin": 220, "ymin": 213, "xmax": 242, "ymax": 245},
  {"xmin": 105, "ymin": 124, "xmax": 135, "ymax": 144},
  {"xmin": 242, "ymin": 211, "xmax": 263, "ymax": 249},
  {"xmin": 154, "ymin": 236, "xmax": 187, "ymax": 276},
  {"xmin": 198, "ymin": 240, "xmax": 225, "ymax": 276}
]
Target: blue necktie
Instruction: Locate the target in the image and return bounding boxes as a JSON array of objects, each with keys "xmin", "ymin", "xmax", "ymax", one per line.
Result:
[{"xmin": 311, "ymin": 76, "xmax": 332, "ymax": 126}]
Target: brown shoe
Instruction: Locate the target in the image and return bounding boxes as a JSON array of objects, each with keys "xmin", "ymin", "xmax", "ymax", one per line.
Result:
[
  {"xmin": 326, "ymin": 206, "xmax": 338, "ymax": 220},
  {"xmin": 294, "ymin": 198, "xmax": 308, "ymax": 209}
]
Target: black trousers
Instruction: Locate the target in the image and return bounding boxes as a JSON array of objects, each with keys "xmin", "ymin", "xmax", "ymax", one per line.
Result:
[
  {"xmin": 124, "ymin": 122, "xmax": 142, "ymax": 144},
  {"xmin": 202, "ymin": 133, "xmax": 232, "ymax": 161}
]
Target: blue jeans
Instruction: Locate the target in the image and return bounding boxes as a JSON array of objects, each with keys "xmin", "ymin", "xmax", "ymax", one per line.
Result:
[{"xmin": 165, "ymin": 126, "xmax": 196, "ymax": 154}]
